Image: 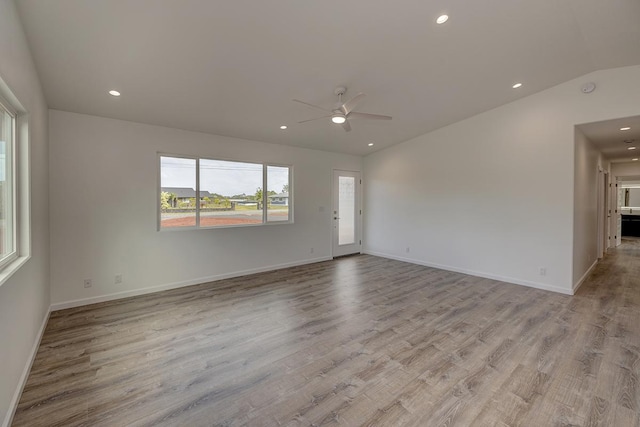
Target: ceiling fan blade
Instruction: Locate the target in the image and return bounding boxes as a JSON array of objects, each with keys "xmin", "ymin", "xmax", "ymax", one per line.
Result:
[
  {"xmin": 341, "ymin": 120, "xmax": 352, "ymax": 132},
  {"xmin": 298, "ymin": 115, "xmax": 331, "ymax": 123},
  {"xmin": 341, "ymin": 92, "xmax": 365, "ymax": 115},
  {"xmin": 348, "ymin": 111, "xmax": 392, "ymax": 120},
  {"xmin": 292, "ymin": 99, "xmax": 331, "ymax": 112}
]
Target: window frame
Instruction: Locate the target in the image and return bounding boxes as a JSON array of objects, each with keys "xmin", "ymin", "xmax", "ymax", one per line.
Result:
[
  {"xmin": 158, "ymin": 153, "xmax": 293, "ymax": 231},
  {"xmin": 0, "ymin": 95, "xmax": 17, "ymax": 270},
  {"xmin": 265, "ymin": 162, "xmax": 293, "ymax": 224}
]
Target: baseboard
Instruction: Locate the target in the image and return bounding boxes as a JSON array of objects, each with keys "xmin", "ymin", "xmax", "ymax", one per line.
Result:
[
  {"xmin": 572, "ymin": 259, "xmax": 598, "ymax": 294},
  {"xmin": 51, "ymin": 256, "xmax": 332, "ymax": 311},
  {"xmin": 364, "ymin": 250, "xmax": 574, "ymax": 295},
  {"xmin": 3, "ymin": 307, "xmax": 51, "ymax": 427}
]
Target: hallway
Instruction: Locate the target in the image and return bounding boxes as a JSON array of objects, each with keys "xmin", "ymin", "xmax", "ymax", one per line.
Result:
[{"xmin": 567, "ymin": 238, "xmax": 640, "ymax": 425}]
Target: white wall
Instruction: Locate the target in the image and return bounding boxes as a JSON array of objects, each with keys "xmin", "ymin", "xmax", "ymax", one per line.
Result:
[
  {"xmin": 364, "ymin": 65, "xmax": 640, "ymax": 294},
  {"xmin": 49, "ymin": 110, "xmax": 361, "ymax": 307},
  {"xmin": 573, "ymin": 128, "xmax": 607, "ymax": 287},
  {"xmin": 612, "ymin": 161, "xmax": 640, "ymax": 179},
  {"xmin": 612, "ymin": 162, "xmax": 640, "ymax": 210},
  {"xmin": 0, "ymin": 0, "xmax": 49, "ymax": 425}
]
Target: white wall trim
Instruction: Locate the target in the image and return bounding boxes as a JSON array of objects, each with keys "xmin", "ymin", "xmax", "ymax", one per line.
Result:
[
  {"xmin": 3, "ymin": 307, "xmax": 51, "ymax": 427},
  {"xmin": 364, "ymin": 250, "xmax": 574, "ymax": 295},
  {"xmin": 51, "ymin": 256, "xmax": 332, "ymax": 311},
  {"xmin": 0, "ymin": 255, "xmax": 30, "ymax": 288},
  {"xmin": 573, "ymin": 259, "xmax": 598, "ymax": 294}
]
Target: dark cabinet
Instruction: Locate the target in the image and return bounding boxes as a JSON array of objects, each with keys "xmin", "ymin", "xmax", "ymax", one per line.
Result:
[{"xmin": 621, "ymin": 215, "xmax": 640, "ymax": 237}]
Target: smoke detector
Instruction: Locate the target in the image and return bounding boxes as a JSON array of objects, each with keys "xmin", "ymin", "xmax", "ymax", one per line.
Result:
[{"xmin": 581, "ymin": 82, "xmax": 596, "ymax": 94}]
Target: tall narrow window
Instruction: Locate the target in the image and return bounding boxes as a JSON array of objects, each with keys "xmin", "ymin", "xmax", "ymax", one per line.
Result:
[
  {"xmin": 0, "ymin": 100, "xmax": 16, "ymax": 268},
  {"xmin": 160, "ymin": 156, "xmax": 197, "ymax": 228},
  {"xmin": 267, "ymin": 165, "xmax": 290, "ymax": 222}
]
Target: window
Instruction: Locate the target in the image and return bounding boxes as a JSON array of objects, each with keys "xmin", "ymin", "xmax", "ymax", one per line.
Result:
[
  {"xmin": 160, "ymin": 156, "xmax": 196, "ymax": 228},
  {"xmin": 0, "ymin": 98, "xmax": 16, "ymax": 269},
  {"xmin": 200, "ymin": 159, "xmax": 263, "ymax": 227},
  {"xmin": 267, "ymin": 165, "xmax": 290, "ymax": 222},
  {"xmin": 159, "ymin": 155, "xmax": 292, "ymax": 229}
]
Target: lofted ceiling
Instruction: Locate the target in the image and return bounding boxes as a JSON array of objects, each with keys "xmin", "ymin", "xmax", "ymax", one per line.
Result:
[
  {"xmin": 15, "ymin": 0, "xmax": 640, "ymax": 156},
  {"xmin": 579, "ymin": 115, "xmax": 640, "ymax": 163}
]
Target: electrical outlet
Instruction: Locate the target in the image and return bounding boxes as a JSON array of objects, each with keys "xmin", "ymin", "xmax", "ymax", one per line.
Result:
[
  {"xmin": 539, "ymin": 267, "xmax": 547, "ymax": 276},
  {"xmin": 310, "ymin": 247, "xmax": 314, "ymax": 254},
  {"xmin": 84, "ymin": 279, "xmax": 92, "ymax": 288},
  {"xmin": 406, "ymin": 247, "xmax": 410, "ymax": 253},
  {"xmin": 115, "ymin": 274, "xmax": 122, "ymax": 284}
]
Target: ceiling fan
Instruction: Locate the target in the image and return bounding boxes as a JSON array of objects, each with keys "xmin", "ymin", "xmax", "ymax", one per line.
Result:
[{"xmin": 293, "ymin": 87, "xmax": 392, "ymax": 132}]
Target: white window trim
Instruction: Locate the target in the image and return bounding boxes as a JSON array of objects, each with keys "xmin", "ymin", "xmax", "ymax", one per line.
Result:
[
  {"xmin": 266, "ymin": 162, "xmax": 294, "ymax": 224},
  {"xmin": 158, "ymin": 153, "xmax": 294, "ymax": 231},
  {"xmin": 0, "ymin": 80, "xmax": 31, "ymax": 287},
  {"xmin": 0, "ymin": 97, "xmax": 17, "ymax": 270}
]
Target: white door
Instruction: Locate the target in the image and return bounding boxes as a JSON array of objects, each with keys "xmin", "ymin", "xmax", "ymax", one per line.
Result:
[
  {"xmin": 597, "ymin": 170, "xmax": 605, "ymax": 257},
  {"xmin": 598, "ymin": 170, "xmax": 609, "ymax": 257},
  {"xmin": 332, "ymin": 170, "xmax": 361, "ymax": 257},
  {"xmin": 616, "ymin": 179, "xmax": 622, "ymax": 246},
  {"xmin": 610, "ymin": 179, "xmax": 619, "ymax": 247}
]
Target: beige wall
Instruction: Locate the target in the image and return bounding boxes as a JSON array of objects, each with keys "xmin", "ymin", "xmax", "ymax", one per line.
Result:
[
  {"xmin": 612, "ymin": 161, "xmax": 640, "ymax": 178},
  {"xmin": 0, "ymin": 0, "xmax": 50, "ymax": 425},
  {"xmin": 49, "ymin": 110, "xmax": 362, "ymax": 307},
  {"xmin": 573, "ymin": 128, "xmax": 608, "ymax": 287},
  {"xmin": 364, "ymin": 65, "xmax": 640, "ymax": 294}
]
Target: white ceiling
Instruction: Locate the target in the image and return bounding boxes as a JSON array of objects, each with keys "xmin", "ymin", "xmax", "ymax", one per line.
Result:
[
  {"xmin": 15, "ymin": 0, "xmax": 640, "ymax": 156},
  {"xmin": 579, "ymin": 115, "xmax": 640, "ymax": 163}
]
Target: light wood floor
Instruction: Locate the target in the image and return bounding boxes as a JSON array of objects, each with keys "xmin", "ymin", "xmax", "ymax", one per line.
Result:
[{"xmin": 12, "ymin": 243, "xmax": 640, "ymax": 426}]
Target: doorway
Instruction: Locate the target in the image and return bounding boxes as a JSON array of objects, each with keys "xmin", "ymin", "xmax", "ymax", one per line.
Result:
[
  {"xmin": 332, "ymin": 170, "xmax": 361, "ymax": 257},
  {"xmin": 618, "ymin": 177, "xmax": 640, "ymax": 240}
]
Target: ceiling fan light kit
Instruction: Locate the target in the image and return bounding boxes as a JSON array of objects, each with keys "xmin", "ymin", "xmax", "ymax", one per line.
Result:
[
  {"xmin": 293, "ymin": 86, "xmax": 392, "ymax": 132},
  {"xmin": 331, "ymin": 113, "xmax": 346, "ymax": 124}
]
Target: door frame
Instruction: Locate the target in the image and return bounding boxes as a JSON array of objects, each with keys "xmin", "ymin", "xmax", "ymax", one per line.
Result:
[
  {"xmin": 615, "ymin": 178, "xmax": 622, "ymax": 246},
  {"xmin": 331, "ymin": 169, "xmax": 362, "ymax": 258},
  {"xmin": 597, "ymin": 168, "xmax": 609, "ymax": 258}
]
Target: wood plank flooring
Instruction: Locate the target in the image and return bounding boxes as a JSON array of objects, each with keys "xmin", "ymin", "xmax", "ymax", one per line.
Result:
[{"xmin": 12, "ymin": 242, "xmax": 640, "ymax": 426}]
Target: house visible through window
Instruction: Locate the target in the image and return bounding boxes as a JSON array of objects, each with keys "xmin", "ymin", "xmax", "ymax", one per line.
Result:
[
  {"xmin": 159, "ymin": 155, "xmax": 292, "ymax": 229},
  {"xmin": 0, "ymin": 98, "xmax": 16, "ymax": 269},
  {"xmin": 267, "ymin": 165, "xmax": 289, "ymax": 222}
]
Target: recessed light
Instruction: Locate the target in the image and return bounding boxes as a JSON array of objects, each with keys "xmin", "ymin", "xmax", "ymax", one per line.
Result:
[
  {"xmin": 620, "ymin": 127, "xmax": 631, "ymax": 131},
  {"xmin": 368, "ymin": 143, "xmax": 374, "ymax": 147},
  {"xmin": 280, "ymin": 125, "xmax": 287, "ymax": 130},
  {"xmin": 512, "ymin": 83, "xmax": 523, "ymax": 89},
  {"xmin": 108, "ymin": 90, "xmax": 121, "ymax": 97},
  {"xmin": 633, "ymin": 158, "xmax": 639, "ymax": 161},
  {"xmin": 628, "ymin": 147, "xmax": 637, "ymax": 150},
  {"xmin": 436, "ymin": 14, "xmax": 449, "ymax": 24}
]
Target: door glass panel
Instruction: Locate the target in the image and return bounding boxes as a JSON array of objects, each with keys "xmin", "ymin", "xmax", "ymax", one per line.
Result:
[{"xmin": 338, "ymin": 176, "xmax": 355, "ymax": 245}]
